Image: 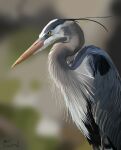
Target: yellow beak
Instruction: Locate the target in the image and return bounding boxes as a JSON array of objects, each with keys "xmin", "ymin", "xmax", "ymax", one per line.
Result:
[{"xmin": 11, "ymin": 39, "xmax": 44, "ymax": 68}]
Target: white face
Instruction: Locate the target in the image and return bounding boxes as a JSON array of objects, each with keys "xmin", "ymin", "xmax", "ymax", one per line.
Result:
[{"xmin": 39, "ymin": 20, "xmax": 73, "ymax": 47}]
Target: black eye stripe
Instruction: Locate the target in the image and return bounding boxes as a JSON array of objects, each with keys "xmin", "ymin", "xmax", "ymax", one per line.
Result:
[{"xmin": 44, "ymin": 19, "xmax": 66, "ymax": 34}]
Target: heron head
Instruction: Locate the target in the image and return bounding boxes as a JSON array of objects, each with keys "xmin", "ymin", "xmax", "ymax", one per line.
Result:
[{"xmin": 12, "ymin": 19, "xmax": 84, "ymax": 68}]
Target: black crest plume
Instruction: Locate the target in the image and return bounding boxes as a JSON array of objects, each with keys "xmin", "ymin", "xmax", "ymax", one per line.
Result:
[{"xmin": 63, "ymin": 16, "xmax": 112, "ymax": 32}]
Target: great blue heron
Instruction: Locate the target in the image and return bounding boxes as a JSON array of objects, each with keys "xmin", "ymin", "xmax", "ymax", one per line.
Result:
[{"xmin": 12, "ymin": 18, "xmax": 121, "ymax": 150}]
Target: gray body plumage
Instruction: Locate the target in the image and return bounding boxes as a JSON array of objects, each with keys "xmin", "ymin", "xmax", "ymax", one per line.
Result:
[
  {"xmin": 44, "ymin": 19, "xmax": 121, "ymax": 150},
  {"xmin": 49, "ymin": 43, "xmax": 121, "ymax": 150}
]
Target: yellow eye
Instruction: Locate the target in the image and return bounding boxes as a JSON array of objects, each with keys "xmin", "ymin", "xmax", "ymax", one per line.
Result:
[{"xmin": 47, "ymin": 31, "xmax": 52, "ymax": 36}]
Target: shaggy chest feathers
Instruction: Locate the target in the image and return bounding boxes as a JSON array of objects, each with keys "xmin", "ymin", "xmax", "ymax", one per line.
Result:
[{"xmin": 48, "ymin": 46, "xmax": 95, "ymax": 139}]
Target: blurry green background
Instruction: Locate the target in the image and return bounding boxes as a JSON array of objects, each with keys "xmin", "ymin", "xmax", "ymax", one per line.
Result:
[{"xmin": 0, "ymin": 0, "xmax": 113, "ymax": 150}]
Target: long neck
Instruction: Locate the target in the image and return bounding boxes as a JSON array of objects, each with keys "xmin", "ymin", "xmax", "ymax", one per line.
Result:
[
  {"xmin": 48, "ymin": 43, "xmax": 73, "ymax": 87},
  {"xmin": 48, "ymin": 27, "xmax": 85, "ymax": 84}
]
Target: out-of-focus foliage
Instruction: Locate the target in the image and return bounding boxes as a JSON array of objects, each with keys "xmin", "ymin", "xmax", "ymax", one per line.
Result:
[
  {"xmin": 0, "ymin": 79, "xmax": 20, "ymax": 102},
  {"xmin": 0, "ymin": 104, "xmax": 59, "ymax": 150}
]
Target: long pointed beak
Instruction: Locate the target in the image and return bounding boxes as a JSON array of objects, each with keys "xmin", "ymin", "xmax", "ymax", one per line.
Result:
[{"xmin": 11, "ymin": 39, "xmax": 44, "ymax": 68}]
